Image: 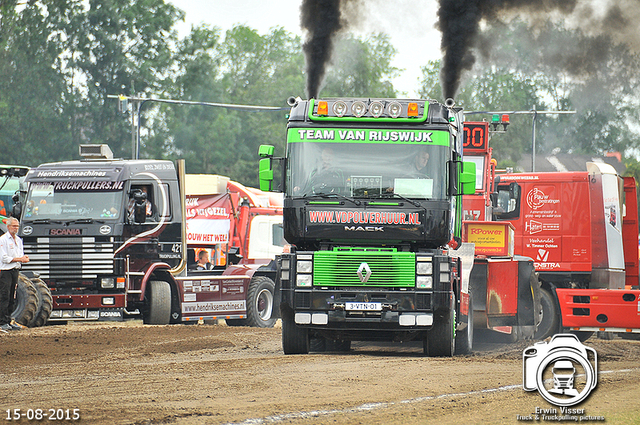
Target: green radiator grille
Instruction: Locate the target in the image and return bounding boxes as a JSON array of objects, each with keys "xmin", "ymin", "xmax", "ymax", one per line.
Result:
[{"xmin": 313, "ymin": 248, "xmax": 415, "ymax": 287}]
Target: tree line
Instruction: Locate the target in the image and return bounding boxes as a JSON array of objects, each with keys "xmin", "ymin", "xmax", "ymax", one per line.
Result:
[{"xmin": 2, "ymin": 1, "xmax": 639, "ymax": 186}]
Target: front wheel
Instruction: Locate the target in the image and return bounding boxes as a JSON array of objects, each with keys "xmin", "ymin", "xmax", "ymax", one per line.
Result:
[
  {"xmin": 144, "ymin": 280, "xmax": 171, "ymax": 325},
  {"xmin": 425, "ymin": 294, "xmax": 456, "ymax": 357},
  {"xmin": 455, "ymin": 293, "xmax": 473, "ymax": 354},
  {"xmin": 246, "ymin": 276, "xmax": 276, "ymax": 328},
  {"xmin": 534, "ymin": 287, "xmax": 559, "ymax": 340},
  {"xmin": 282, "ymin": 310, "xmax": 309, "ymax": 355}
]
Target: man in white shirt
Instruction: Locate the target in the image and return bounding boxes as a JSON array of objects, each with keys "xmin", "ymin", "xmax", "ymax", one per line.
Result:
[{"xmin": 0, "ymin": 217, "xmax": 30, "ymax": 331}]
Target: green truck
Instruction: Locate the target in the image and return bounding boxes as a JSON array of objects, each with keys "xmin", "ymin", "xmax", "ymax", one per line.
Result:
[{"xmin": 259, "ymin": 97, "xmax": 476, "ymax": 356}]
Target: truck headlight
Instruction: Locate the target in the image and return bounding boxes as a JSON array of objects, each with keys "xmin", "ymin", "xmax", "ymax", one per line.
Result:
[
  {"xmin": 416, "ymin": 276, "xmax": 433, "ymax": 289},
  {"xmin": 297, "ymin": 260, "xmax": 312, "ymax": 273},
  {"xmin": 417, "ymin": 262, "xmax": 432, "ymax": 275},
  {"xmin": 101, "ymin": 278, "xmax": 115, "ymax": 289},
  {"xmin": 102, "ymin": 297, "xmax": 115, "ymax": 305},
  {"xmin": 297, "ymin": 274, "xmax": 312, "ymax": 287}
]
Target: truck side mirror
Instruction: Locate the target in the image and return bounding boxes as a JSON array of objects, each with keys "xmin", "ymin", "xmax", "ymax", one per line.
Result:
[
  {"xmin": 130, "ymin": 189, "xmax": 147, "ymax": 224},
  {"xmin": 259, "ymin": 158, "xmax": 274, "ymax": 191},
  {"xmin": 460, "ymin": 161, "xmax": 476, "ymax": 195},
  {"xmin": 11, "ymin": 203, "xmax": 21, "ymax": 219},
  {"xmin": 258, "ymin": 144, "xmax": 276, "ymax": 192},
  {"xmin": 11, "ymin": 192, "xmax": 21, "ymax": 218},
  {"xmin": 509, "ymin": 182, "xmax": 520, "ymax": 199},
  {"xmin": 228, "ymin": 246, "xmax": 243, "ymax": 265},
  {"xmin": 259, "ymin": 144, "xmax": 275, "ymax": 158},
  {"xmin": 489, "ymin": 192, "xmax": 498, "ymax": 207}
]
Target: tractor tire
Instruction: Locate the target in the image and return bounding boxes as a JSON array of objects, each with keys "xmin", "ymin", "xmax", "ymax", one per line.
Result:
[
  {"xmin": 533, "ymin": 287, "xmax": 560, "ymax": 340},
  {"xmin": 144, "ymin": 280, "xmax": 171, "ymax": 325},
  {"xmin": 30, "ymin": 278, "xmax": 53, "ymax": 327},
  {"xmin": 425, "ymin": 294, "xmax": 456, "ymax": 357},
  {"xmin": 282, "ymin": 310, "xmax": 309, "ymax": 355},
  {"xmin": 12, "ymin": 274, "xmax": 38, "ymax": 326},
  {"xmin": 246, "ymin": 276, "xmax": 276, "ymax": 328},
  {"xmin": 455, "ymin": 293, "xmax": 473, "ymax": 354}
]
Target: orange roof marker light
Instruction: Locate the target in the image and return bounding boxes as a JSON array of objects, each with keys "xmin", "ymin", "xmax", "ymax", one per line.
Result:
[
  {"xmin": 407, "ymin": 102, "xmax": 419, "ymax": 117},
  {"xmin": 317, "ymin": 101, "xmax": 329, "ymax": 116}
]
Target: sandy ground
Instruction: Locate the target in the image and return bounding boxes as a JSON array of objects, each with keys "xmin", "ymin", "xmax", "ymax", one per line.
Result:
[{"xmin": 1, "ymin": 321, "xmax": 640, "ymax": 425}]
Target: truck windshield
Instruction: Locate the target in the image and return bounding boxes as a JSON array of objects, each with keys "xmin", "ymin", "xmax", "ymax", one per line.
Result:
[
  {"xmin": 23, "ymin": 182, "xmax": 125, "ymax": 220},
  {"xmin": 286, "ymin": 142, "xmax": 448, "ymax": 200}
]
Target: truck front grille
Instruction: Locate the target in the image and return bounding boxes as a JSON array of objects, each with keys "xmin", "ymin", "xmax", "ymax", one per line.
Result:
[
  {"xmin": 22, "ymin": 237, "xmax": 115, "ymax": 280},
  {"xmin": 313, "ymin": 248, "xmax": 415, "ymax": 287}
]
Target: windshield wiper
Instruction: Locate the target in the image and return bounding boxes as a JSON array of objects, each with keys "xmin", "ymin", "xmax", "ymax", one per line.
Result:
[
  {"xmin": 29, "ymin": 218, "xmax": 63, "ymax": 224},
  {"xmin": 65, "ymin": 218, "xmax": 105, "ymax": 225},
  {"xmin": 303, "ymin": 193, "xmax": 361, "ymax": 206},
  {"xmin": 381, "ymin": 193, "xmax": 423, "ymax": 208}
]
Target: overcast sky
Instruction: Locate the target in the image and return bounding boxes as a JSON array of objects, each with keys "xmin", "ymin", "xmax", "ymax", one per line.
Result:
[{"xmin": 170, "ymin": 0, "xmax": 443, "ymax": 97}]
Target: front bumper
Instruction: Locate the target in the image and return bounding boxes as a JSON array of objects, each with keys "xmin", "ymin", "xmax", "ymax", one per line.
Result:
[{"xmin": 284, "ymin": 287, "xmax": 451, "ymax": 331}]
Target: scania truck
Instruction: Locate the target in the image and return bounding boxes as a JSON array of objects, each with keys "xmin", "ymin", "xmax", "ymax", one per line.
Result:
[
  {"xmin": 17, "ymin": 145, "xmax": 280, "ymax": 326},
  {"xmin": 259, "ymin": 97, "xmax": 477, "ymax": 356}
]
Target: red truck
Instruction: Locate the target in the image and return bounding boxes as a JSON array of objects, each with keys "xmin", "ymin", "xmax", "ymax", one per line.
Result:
[
  {"xmin": 463, "ymin": 120, "xmax": 640, "ymax": 340},
  {"xmin": 461, "ymin": 121, "xmax": 541, "ymax": 341},
  {"xmin": 184, "ymin": 174, "xmax": 284, "ymax": 326},
  {"xmin": 493, "ymin": 165, "xmax": 640, "ymax": 338}
]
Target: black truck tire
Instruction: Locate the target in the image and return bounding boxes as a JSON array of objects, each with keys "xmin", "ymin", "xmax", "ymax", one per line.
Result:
[
  {"xmin": 12, "ymin": 274, "xmax": 38, "ymax": 326},
  {"xmin": 30, "ymin": 278, "xmax": 53, "ymax": 327},
  {"xmin": 533, "ymin": 287, "xmax": 560, "ymax": 340},
  {"xmin": 424, "ymin": 294, "xmax": 456, "ymax": 357},
  {"xmin": 246, "ymin": 276, "xmax": 276, "ymax": 328},
  {"xmin": 144, "ymin": 280, "xmax": 171, "ymax": 325},
  {"xmin": 455, "ymin": 293, "xmax": 473, "ymax": 355},
  {"xmin": 282, "ymin": 310, "xmax": 309, "ymax": 355}
]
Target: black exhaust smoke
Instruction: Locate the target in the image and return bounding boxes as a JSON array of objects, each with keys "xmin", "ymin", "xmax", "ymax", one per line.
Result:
[
  {"xmin": 300, "ymin": 0, "xmax": 364, "ymax": 99},
  {"xmin": 301, "ymin": 0, "xmax": 344, "ymax": 99},
  {"xmin": 436, "ymin": 0, "xmax": 578, "ymax": 99}
]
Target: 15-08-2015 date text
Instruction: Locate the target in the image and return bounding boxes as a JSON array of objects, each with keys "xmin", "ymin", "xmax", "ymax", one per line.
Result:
[{"xmin": 5, "ymin": 409, "xmax": 80, "ymax": 421}]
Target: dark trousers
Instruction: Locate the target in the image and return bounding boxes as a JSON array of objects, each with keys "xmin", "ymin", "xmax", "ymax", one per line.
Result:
[{"xmin": 0, "ymin": 268, "xmax": 19, "ymax": 325}]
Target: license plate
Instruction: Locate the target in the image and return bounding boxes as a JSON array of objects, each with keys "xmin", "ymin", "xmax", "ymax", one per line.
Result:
[{"xmin": 346, "ymin": 302, "xmax": 382, "ymax": 311}]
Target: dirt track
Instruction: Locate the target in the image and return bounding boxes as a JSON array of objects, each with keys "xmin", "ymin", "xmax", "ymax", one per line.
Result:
[{"xmin": 1, "ymin": 321, "xmax": 640, "ymax": 425}]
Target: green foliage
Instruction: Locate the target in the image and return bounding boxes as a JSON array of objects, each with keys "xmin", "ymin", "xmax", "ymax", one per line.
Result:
[
  {"xmin": 3, "ymin": 4, "xmax": 640, "ymax": 189},
  {"xmin": 0, "ymin": 0, "xmax": 76, "ymax": 165},
  {"xmin": 321, "ymin": 33, "xmax": 399, "ymax": 98},
  {"xmin": 419, "ymin": 19, "xmax": 640, "ymax": 168},
  {"xmin": 146, "ymin": 25, "xmax": 305, "ymax": 185}
]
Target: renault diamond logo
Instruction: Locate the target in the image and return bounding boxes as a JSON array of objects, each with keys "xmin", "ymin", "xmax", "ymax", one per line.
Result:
[{"xmin": 357, "ymin": 262, "xmax": 372, "ymax": 283}]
